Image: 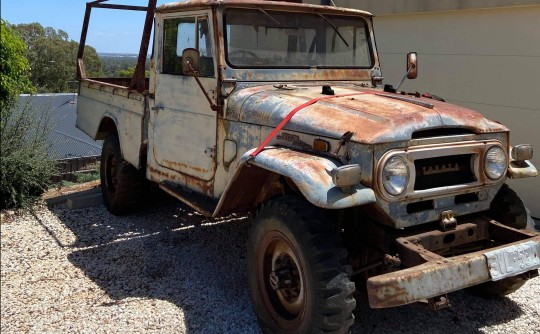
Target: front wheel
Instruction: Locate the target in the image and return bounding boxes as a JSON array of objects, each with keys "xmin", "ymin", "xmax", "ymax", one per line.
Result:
[
  {"xmin": 247, "ymin": 196, "xmax": 356, "ymax": 334},
  {"xmin": 100, "ymin": 133, "xmax": 143, "ymax": 215}
]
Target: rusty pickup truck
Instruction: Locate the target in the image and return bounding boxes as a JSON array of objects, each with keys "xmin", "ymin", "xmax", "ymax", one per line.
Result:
[{"xmin": 76, "ymin": 1, "xmax": 539, "ymax": 333}]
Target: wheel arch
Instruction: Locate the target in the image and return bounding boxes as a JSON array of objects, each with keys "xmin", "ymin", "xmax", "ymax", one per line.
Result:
[
  {"xmin": 213, "ymin": 148, "xmax": 376, "ymax": 217},
  {"xmin": 95, "ymin": 115, "xmax": 118, "ymax": 140},
  {"xmin": 96, "ymin": 114, "xmax": 144, "ymax": 169}
]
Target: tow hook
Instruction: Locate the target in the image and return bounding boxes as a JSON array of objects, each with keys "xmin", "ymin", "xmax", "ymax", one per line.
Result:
[{"xmin": 440, "ymin": 210, "xmax": 457, "ymax": 231}]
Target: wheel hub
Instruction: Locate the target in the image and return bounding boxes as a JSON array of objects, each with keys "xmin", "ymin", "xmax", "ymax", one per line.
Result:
[
  {"xmin": 257, "ymin": 232, "xmax": 307, "ymax": 328},
  {"xmin": 270, "ymin": 255, "xmax": 301, "ymax": 302}
]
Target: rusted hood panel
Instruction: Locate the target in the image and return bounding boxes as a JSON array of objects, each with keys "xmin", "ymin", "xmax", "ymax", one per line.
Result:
[{"xmin": 226, "ymin": 85, "xmax": 508, "ymax": 144}]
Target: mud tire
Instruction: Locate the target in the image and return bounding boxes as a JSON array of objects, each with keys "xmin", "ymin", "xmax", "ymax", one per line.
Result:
[
  {"xmin": 247, "ymin": 196, "xmax": 356, "ymax": 334},
  {"xmin": 468, "ymin": 184, "xmax": 533, "ymax": 297},
  {"xmin": 487, "ymin": 184, "xmax": 529, "ymax": 230},
  {"xmin": 100, "ymin": 134, "xmax": 143, "ymax": 215}
]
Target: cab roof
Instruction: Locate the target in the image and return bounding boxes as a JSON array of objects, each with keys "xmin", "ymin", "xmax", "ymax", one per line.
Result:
[{"xmin": 156, "ymin": 0, "xmax": 373, "ymax": 17}]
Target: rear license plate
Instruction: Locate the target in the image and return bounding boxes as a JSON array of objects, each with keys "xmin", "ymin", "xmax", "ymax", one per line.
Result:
[{"xmin": 484, "ymin": 241, "xmax": 540, "ymax": 281}]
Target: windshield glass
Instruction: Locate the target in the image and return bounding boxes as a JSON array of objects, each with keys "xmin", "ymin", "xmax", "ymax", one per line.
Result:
[{"xmin": 224, "ymin": 8, "xmax": 373, "ymax": 68}]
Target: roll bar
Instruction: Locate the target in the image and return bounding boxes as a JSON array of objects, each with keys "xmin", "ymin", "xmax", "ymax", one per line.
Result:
[{"xmin": 77, "ymin": 0, "xmax": 157, "ymax": 93}]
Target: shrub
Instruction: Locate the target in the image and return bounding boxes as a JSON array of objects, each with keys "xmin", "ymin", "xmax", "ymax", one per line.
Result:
[
  {"xmin": 0, "ymin": 99, "xmax": 57, "ymax": 209},
  {"xmin": 1, "ymin": 20, "xmax": 55, "ymax": 209}
]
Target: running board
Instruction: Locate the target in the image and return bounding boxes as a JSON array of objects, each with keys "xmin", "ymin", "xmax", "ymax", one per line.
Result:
[{"xmin": 159, "ymin": 182, "xmax": 216, "ymax": 217}]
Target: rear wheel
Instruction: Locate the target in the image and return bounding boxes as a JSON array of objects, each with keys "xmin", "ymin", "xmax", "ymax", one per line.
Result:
[
  {"xmin": 469, "ymin": 184, "xmax": 535, "ymax": 297},
  {"xmin": 247, "ymin": 196, "xmax": 356, "ymax": 334},
  {"xmin": 100, "ymin": 133, "xmax": 143, "ymax": 215}
]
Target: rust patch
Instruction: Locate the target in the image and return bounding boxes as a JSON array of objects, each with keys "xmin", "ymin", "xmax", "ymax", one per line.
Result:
[
  {"xmin": 229, "ymin": 85, "xmax": 508, "ymax": 145},
  {"xmin": 367, "ymin": 217, "xmax": 540, "ymax": 308},
  {"xmin": 149, "ymin": 165, "xmax": 214, "ymax": 197},
  {"xmin": 149, "ymin": 166, "xmax": 177, "ymax": 180},
  {"xmin": 162, "ymin": 159, "xmax": 210, "ymax": 174}
]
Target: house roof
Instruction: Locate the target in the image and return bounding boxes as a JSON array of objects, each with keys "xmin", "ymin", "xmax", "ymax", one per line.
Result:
[{"xmin": 16, "ymin": 94, "xmax": 102, "ymax": 160}]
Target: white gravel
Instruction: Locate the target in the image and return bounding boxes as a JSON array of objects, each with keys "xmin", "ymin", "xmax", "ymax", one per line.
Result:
[{"xmin": 1, "ymin": 199, "xmax": 539, "ymax": 334}]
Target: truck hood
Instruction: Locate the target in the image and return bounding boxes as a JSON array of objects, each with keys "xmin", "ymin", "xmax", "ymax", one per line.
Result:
[{"xmin": 226, "ymin": 85, "xmax": 508, "ymax": 144}]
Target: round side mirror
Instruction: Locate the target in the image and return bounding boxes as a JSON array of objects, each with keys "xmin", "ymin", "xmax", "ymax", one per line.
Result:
[{"xmin": 182, "ymin": 48, "xmax": 200, "ymax": 75}]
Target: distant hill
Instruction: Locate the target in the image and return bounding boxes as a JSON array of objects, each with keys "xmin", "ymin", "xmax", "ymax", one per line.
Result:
[
  {"xmin": 99, "ymin": 53, "xmax": 150, "ymax": 77},
  {"xmin": 99, "ymin": 52, "xmax": 139, "ymax": 58}
]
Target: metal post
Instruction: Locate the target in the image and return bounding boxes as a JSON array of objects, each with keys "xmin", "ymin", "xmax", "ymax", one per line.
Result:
[{"xmin": 129, "ymin": 0, "xmax": 157, "ymax": 92}]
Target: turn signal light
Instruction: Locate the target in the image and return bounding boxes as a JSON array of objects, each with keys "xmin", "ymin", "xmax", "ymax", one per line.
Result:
[
  {"xmin": 313, "ymin": 139, "xmax": 330, "ymax": 152},
  {"xmin": 332, "ymin": 164, "xmax": 362, "ymax": 189}
]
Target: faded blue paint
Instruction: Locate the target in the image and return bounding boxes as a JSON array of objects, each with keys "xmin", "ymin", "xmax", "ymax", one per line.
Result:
[{"xmin": 222, "ymin": 147, "xmax": 377, "ymax": 210}]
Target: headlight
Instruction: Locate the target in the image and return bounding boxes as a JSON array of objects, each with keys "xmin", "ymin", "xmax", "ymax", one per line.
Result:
[
  {"xmin": 484, "ymin": 146, "xmax": 507, "ymax": 180},
  {"xmin": 382, "ymin": 156, "xmax": 409, "ymax": 195}
]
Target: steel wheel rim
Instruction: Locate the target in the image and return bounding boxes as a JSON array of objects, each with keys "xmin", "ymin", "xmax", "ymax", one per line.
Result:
[{"xmin": 257, "ymin": 230, "xmax": 306, "ymax": 330}]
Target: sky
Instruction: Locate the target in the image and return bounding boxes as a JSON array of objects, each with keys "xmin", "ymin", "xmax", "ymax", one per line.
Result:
[{"xmin": 1, "ymin": 0, "xmax": 168, "ymax": 54}]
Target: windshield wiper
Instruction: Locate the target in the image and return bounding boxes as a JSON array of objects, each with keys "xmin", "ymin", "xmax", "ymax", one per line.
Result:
[{"xmin": 317, "ymin": 13, "xmax": 349, "ymax": 47}]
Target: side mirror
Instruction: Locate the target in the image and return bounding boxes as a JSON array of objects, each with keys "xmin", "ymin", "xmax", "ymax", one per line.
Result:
[
  {"xmin": 182, "ymin": 48, "xmax": 200, "ymax": 75},
  {"xmin": 406, "ymin": 52, "xmax": 418, "ymax": 79},
  {"xmin": 385, "ymin": 51, "xmax": 419, "ymax": 92}
]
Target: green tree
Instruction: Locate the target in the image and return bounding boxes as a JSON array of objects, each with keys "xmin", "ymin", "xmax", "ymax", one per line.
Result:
[
  {"xmin": 0, "ymin": 21, "xmax": 56, "ymax": 209},
  {"xmin": 12, "ymin": 22, "xmax": 102, "ymax": 93},
  {"xmin": 118, "ymin": 65, "xmax": 149, "ymax": 78},
  {"xmin": 0, "ymin": 19, "xmax": 34, "ymax": 110}
]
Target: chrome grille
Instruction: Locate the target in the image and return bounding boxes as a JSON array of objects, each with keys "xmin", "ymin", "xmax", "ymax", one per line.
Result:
[{"xmin": 414, "ymin": 154, "xmax": 475, "ymax": 190}]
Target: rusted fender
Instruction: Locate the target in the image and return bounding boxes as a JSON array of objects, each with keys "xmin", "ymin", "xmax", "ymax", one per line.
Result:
[{"xmin": 214, "ymin": 147, "xmax": 376, "ymax": 215}]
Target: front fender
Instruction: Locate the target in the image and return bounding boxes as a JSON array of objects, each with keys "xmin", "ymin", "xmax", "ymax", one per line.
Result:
[{"xmin": 214, "ymin": 147, "xmax": 376, "ymax": 216}]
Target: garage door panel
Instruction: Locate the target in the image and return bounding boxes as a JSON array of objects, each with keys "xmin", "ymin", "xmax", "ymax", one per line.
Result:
[
  {"xmin": 380, "ymin": 55, "xmax": 540, "ymax": 110},
  {"xmin": 375, "ymin": 6, "xmax": 540, "ymax": 56}
]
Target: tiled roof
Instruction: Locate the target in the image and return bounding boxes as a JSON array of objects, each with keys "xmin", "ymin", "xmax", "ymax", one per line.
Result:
[{"xmin": 16, "ymin": 94, "xmax": 102, "ymax": 160}]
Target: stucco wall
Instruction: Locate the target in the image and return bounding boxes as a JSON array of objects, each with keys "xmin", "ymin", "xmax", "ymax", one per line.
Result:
[{"xmin": 324, "ymin": 0, "xmax": 540, "ymax": 15}]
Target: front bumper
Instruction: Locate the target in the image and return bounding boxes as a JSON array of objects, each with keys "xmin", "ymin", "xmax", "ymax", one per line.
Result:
[{"xmin": 367, "ymin": 217, "xmax": 540, "ymax": 308}]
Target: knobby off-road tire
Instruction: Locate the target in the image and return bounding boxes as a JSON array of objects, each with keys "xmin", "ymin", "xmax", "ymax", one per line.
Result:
[
  {"xmin": 488, "ymin": 184, "xmax": 531, "ymax": 230},
  {"xmin": 247, "ymin": 196, "xmax": 356, "ymax": 334},
  {"xmin": 469, "ymin": 184, "xmax": 535, "ymax": 297},
  {"xmin": 100, "ymin": 134, "xmax": 143, "ymax": 215}
]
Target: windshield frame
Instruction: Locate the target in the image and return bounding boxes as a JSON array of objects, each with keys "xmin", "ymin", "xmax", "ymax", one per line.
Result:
[{"xmin": 222, "ymin": 8, "xmax": 375, "ymax": 70}]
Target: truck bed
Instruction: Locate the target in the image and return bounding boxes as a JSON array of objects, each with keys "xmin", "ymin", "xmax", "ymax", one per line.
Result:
[
  {"xmin": 80, "ymin": 77, "xmax": 150, "ymax": 91},
  {"xmin": 76, "ymin": 78, "xmax": 149, "ymax": 169}
]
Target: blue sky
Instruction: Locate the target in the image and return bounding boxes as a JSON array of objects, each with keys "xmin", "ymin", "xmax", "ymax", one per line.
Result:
[{"xmin": 1, "ymin": 0, "xmax": 167, "ymax": 54}]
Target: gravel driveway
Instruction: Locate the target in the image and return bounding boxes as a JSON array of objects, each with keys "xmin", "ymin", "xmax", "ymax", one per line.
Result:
[{"xmin": 2, "ymin": 195, "xmax": 539, "ymax": 333}]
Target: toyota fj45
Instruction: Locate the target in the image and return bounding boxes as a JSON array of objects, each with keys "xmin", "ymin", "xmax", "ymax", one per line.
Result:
[{"xmin": 76, "ymin": 1, "xmax": 539, "ymax": 333}]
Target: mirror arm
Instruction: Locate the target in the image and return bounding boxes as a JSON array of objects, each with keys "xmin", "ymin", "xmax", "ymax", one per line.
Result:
[
  {"xmin": 187, "ymin": 62, "xmax": 221, "ymax": 112},
  {"xmin": 395, "ymin": 66, "xmax": 413, "ymax": 91}
]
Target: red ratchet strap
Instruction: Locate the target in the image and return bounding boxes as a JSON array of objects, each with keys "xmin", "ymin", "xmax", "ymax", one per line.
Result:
[{"xmin": 249, "ymin": 92, "xmax": 377, "ymax": 159}]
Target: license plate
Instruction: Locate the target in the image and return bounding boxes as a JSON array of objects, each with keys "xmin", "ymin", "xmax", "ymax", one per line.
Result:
[{"xmin": 484, "ymin": 241, "xmax": 540, "ymax": 281}]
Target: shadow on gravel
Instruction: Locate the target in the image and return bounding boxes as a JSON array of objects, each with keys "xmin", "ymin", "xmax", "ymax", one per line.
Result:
[
  {"xmin": 50, "ymin": 195, "xmax": 260, "ymax": 333},
  {"xmin": 49, "ymin": 194, "xmax": 525, "ymax": 334},
  {"xmin": 351, "ymin": 289, "xmax": 524, "ymax": 334}
]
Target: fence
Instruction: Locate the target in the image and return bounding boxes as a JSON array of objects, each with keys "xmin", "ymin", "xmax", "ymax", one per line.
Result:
[{"xmin": 52, "ymin": 156, "xmax": 100, "ymax": 183}]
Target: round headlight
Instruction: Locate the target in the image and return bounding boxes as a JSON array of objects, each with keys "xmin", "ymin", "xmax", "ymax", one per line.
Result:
[
  {"xmin": 484, "ymin": 146, "xmax": 507, "ymax": 180},
  {"xmin": 382, "ymin": 156, "xmax": 409, "ymax": 196}
]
